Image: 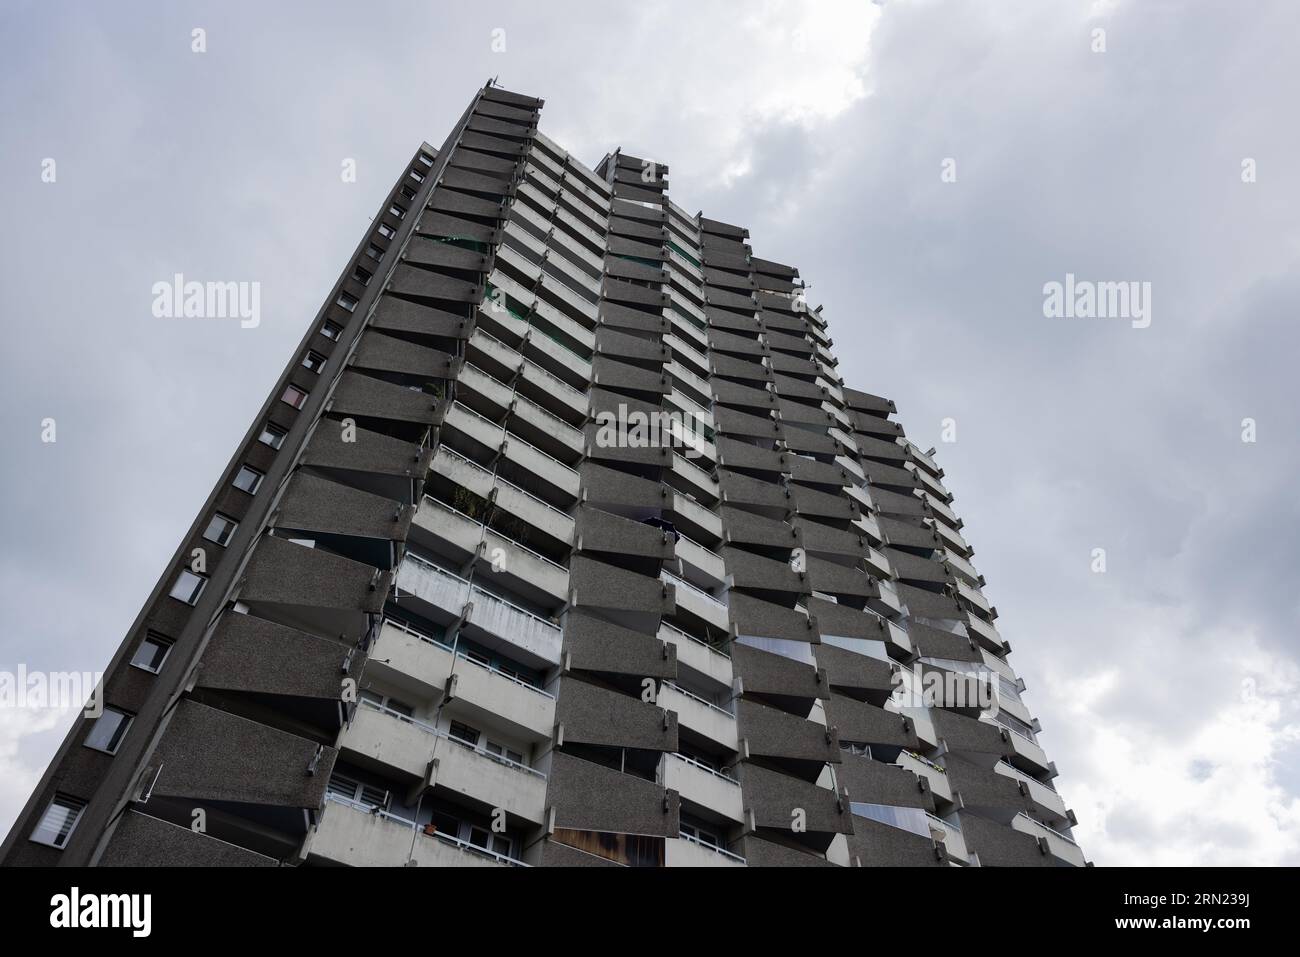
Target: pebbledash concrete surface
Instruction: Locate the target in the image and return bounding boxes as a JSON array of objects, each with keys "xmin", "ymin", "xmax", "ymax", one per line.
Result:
[{"xmin": 2, "ymin": 83, "xmax": 1085, "ymax": 868}]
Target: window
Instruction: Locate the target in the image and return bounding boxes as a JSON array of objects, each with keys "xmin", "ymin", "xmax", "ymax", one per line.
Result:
[
  {"xmin": 281, "ymin": 384, "xmax": 309, "ymax": 409},
  {"xmin": 202, "ymin": 513, "xmax": 238, "ymax": 546},
  {"xmin": 418, "ymin": 152, "xmax": 434, "ymax": 167},
  {"xmin": 169, "ymin": 569, "xmax": 207, "ymax": 605},
  {"xmin": 352, "ymin": 266, "xmax": 372, "ymax": 286},
  {"xmin": 399, "ymin": 185, "xmax": 417, "ymax": 201},
  {"xmin": 321, "ymin": 320, "xmax": 344, "ymax": 341},
  {"xmin": 336, "ymin": 291, "xmax": 358, "ymax": 312},
  {"xmin": 364, "ymin": 243, "xmax": 384, "ymax": 262},
  {"xmin": 359, "ymin": 689, "xmax": 413, "ymax": 717},
  {"xmin": 327, "ymin": 771, "xmax": 389, "ymax": 810},
  {"xmin": 448, "ymin": 721, "xmax": 480, "ymax": 747},
  {"xmin": 408, "ymin": 168, "xmax": 425, "ymax": 183},
  {"xmin": 302, "ymin": 350, "xmax": 327, "ymax": 374},
  {"xmin": 30, "ymin": 794, "xmax": 86, "ymax": 848},
  {"xmin": 258, "ymin": 422, "xmax": 287, "ymax": 449},
  {"xmin": 377, "ymin": 223, "xmax": 396, "ymax": 239},
  {"xmin": 467, "ymin": 826, "xmax": 514, "ymax": 859},
  {"xmin": 130, "ymin": 632, "xmax": 173, "ymax": 674},
  {"xmin": 388, "ymin": 204, "xmax": 406, "ymax": 220},
  {"xmin": 84, "ymin": 706, "xmax": 132, "ymax": 754},
  {"xmin": 233, "ymin": 465, "xmax": 263, "ymax": 493},
  {"xmin": 485, "ymin": 741, "xmax": 524, "ymax": 765}
]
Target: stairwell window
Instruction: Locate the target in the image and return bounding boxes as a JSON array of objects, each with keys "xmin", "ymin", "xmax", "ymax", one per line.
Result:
[
  {"xmin": 258, "ymin": 422, "xmax": 287, "ymax": 449},
  {"xmin": 321, "ymin": 320, "xmax": 344, "ymax": 341},
  {"xmin": 388, "ymin": 204, "xmax": 406, "ymax": 220},
  {"xmin": 302, "ymin": 350, "xmax": 327, "ymax": 374},
  {"xmin": 336, "ymin": 291, "xmax": 359, "ymax": 313},
  {"xmin": 84, "ymin": 706, "xmax": 133, "ymax": 755},
  {"xmin": 169, "ymin": 569, "xmax": 207, "ymax": 605},
  {"xmin": 400, "ymin": 185, "xmax": 417, "ymax": 201},
  {"xmin": 377, "ymin": 223, "xmax": 396, "ymax": 239},
  {"xmin": 233, "ymin": 465, "xmax": 264, "ymax": 493},
  {"xmin": 448, "ymin": 721, "xmax": 480, "ymax": 747},
  {"xmin": 30, "ymin": 794, "xmax": 86, "ymax": 849},
  {"xmin": 281, "ymin": 384, "xmax": 309, "ymax": 409},
  {"xmin": 203, "ymin": 513, "xmax": 238, "ymax": 547},
  {"xmin": 130, "ymin": 632, "xmax": 173, "ymax": 674},
  {"xmin": 418, "ymin": 152, "xmax": 434, "ymax": 167},
  {"xmin": 364, "ymin": 243, "xmax": 384, "ymax": 262},
  {"xmin": 352, "ymin": 266, "xmax": 372, "ymax": 286}
]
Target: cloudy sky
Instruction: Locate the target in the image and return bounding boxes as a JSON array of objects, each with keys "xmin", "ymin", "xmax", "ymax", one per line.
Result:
[{"xmin": 2, "ymin": 0, "xmax": 1297, "ymax": 866}]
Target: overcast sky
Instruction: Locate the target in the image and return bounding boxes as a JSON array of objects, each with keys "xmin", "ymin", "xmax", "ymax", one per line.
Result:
[{"xmin": 2, "ymin": 0, "xmax": 1297, "ymax": 866}]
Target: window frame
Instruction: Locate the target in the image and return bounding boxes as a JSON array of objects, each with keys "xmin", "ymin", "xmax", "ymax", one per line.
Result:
[
  {"xmin": 130, "ymin": 632, "xmax": 174, "ymax": 675},
  {"xmin": 30, "ymin": 793, "xmax": 87, "ymax": 849},
  {"xmin": 233, "ymin": 464, "xmax": 264, "ymax": 494},
  {"xmin": 202, "ymin": 512, "xmax": 238, "ymax": 546},
  {"xmin": 83, "ymin": 706, "xmax": 133, "ymax": 755},
  {"xmin": 169, "ymin": 568, "xmax": 208, "ymax": 605}
]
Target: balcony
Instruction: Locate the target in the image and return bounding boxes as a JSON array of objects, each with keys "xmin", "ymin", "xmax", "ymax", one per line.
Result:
[
  {"xmin": 896, "ymin": 749, "xmax": 952, "ymax": 803},
  {"xmin": 658, "ymin": 621, "xmax": 733, "ymax": 691},
  {"xmin": 668, "ymin": 450, "xmax": 719, "ymax": 503},
  {"xmin": 343, "ymin": 701, "xmax": 548, "ymax": 825},
  {"xmin": 965, "ymin": 613, "xmax": 1004, "ymax": 653},
  {"xmin": 1011, "ymin": 813, "xmax": 1086, "ymax": 866},
  {"xmin": 442, "ymin": 402, "xmax": 580, "ymax": 503},
  {"xmin": 394, "ymin": 554, "xmax": 564, "ymax": 668},
  {"xmin": 457, "ymin": 364, "xmax": 584, "ymax": 462},
  {"xmin": 430, "ymin": 446, "xmax": 575, "ymax": 547},
  {"xmin": 661, "ymin": 569, "xmax": 729, "ymax": 632},
  {"xmin": 366, "ymin": 618, "xmax": 455, "ymax": 700},
  {"xmin": 994, "ymin": 761, "xmax": 1068, "ymax": 820},
  {"xmin": 996, "ymin": 720, "xmax": 1052, "ymax": 776},
  {"xmin": 673, "ymin": 533, "xmax": 727, "ymax": 589},
  {"xmin": 310, "ymin": 795, "xmax": 525, "ymax": 867},
  {"xmin": 447, "ymin": 651, "xmax": 556, "ymax": 743},
  {"xmin": 926, "ymin": 812, "xmax": 973, "ymax": 864},
  {"xmin": 667, "ymin": 489, "xmax": 724, "ymax": 543},
  {"xmin": 468, "ymin": 328, "xmax": 587, "ymax": 424},
  {"xmin": 930, "ymin": 517, "xmax": 972, "ymax": 558},
  {"xmin": 662, "ymin": 752, "xmax": 744, "ymax": 823},
  {"xmin": 954, "ymin": 578, "xmax": 993, "ymax": 617},
  {"xmin": 659, "ymin": 682, "xmax": 738, "ymax": 752},
  {"xmin": 941, "ymin": 547, "xmax": 981, "ymax": 587},
  {"xmin": 666, "ymin": 833, "xmax": 746, "ymax": 868}
]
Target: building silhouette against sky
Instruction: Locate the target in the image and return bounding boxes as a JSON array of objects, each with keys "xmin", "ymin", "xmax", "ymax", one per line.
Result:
[{"xmin": 2, "ymin": 83, "xmax": 1085, "ymax": 868}]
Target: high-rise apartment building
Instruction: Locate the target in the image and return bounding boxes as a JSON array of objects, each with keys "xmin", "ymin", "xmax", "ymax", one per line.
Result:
[{"xmin": 2, "ymin": 83, "xmax": 1085, "ymax": 868}]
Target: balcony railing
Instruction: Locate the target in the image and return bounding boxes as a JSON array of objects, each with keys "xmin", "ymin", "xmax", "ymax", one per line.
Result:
[
  {"xmin": 356, "ymin": 698, "xmax": 547, "ymax": 779},
  {"xmin": 381, "ymin": 616, "xmax": 454, "ymax": 653},
  {"xmin": 438, "ymin": 447, "xmax": 575, "ymax": 524},
  {"xmin": 659, "ymin": 618, "xmax": 730, "ymax": 660},
  {"xmin": 661, "ymin": 681, "xmax": 735, "ymax": 719},
  {"xmin": 1014, "ymin": 812, "xmax": 1079, "ymax": 846},
  {"xmin": 677, "ymin": 830, "xmax": 746, "ymax": 865},
  {"xmin": 996, "ymin": 759, "xmax": 1057, "ymax": 793},
  {"xmin": 322, "ymin": 793, "xmax": 528, "ymax": 867},
  {"xmin": 454, "ymin": 651, "xmax": 555, "ymax": 700},
  {"xmin": 661, "ymin": 570, "xmax": 725, "ymax": 608},
  {"xmin": 669, "ymin": 751, "xmax": 739, "ymax": 785}
]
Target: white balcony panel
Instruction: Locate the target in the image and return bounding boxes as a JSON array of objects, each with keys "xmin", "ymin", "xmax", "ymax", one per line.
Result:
[
  {"xmin": 663, "ymin": 753, "xmax": 744, "ymax": 823},
  {"xmin": 662, "ymin": 571, "xmax": 729, "ymax": 633},
  {"xmin": 433, "ymin": 735, "xmax": 548, "ymax": 825},
  {"xmin": 447, "ymin": 653, "xmax": 556, "ymax": 742},
  {"xmin": 1011, "ymin": 814, "xmax": 1086, "ymax": 866},
  {"xmin": 658, "ymin": 682, "xmax": 738, "ymax": 752},
  {"xmin": 658, "ymin": 623, "xmax": 732, "ymax": 692},
  {"xmin": 665, "ymin": 836, "xmax": 746, "ymax": 867}
]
